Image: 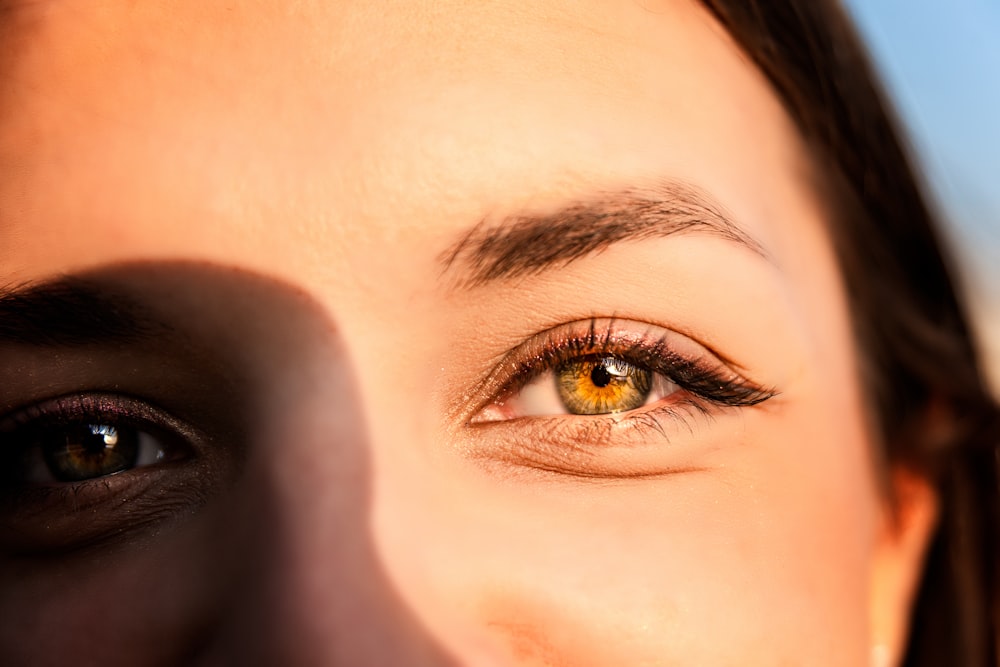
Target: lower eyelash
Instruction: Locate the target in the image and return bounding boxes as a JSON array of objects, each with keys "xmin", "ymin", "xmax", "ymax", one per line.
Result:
[
  {"xmin": 619, "ymin": 399, "xmax": 709, "ymax": 438},
  {"xmin": 465, "ymin": 397, "xmax": 720, "ymax": 476},
  {"xmin": 548, "ymin": 396, "xmax": 712, "ymax": 445}
]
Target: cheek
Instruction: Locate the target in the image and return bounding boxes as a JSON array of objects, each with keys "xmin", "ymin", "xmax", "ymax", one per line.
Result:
[
  {"xmin": 0, "ymin": 511, "xmax": 237, "ymax": 666},
  {"xmin": 371, "ymin": 415, "xmax": 879, "ymax": 665}
]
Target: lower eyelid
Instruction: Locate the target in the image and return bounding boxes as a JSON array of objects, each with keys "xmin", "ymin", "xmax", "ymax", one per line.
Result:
[
  {"xmin": 462, "ymin": 399, "xmax": 722, "ymax": 479},
  {"xmin": 0, "ymin": 465, "xmax": 213, "ymax": 554}
]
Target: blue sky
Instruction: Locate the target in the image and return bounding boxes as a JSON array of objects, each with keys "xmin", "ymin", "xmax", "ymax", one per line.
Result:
[{"xmin": 843, "ymin": 0, "xmax": 1000, "ymax": 299}]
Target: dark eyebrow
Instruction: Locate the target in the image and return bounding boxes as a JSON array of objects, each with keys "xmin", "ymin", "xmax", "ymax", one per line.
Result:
[
  {"xmin": 440, "ymin": 182, "xmax": 767, "ymax": 288},
  {"xmin": 0, "ymin": 279, "xmax": 164, "ymax": 347}
]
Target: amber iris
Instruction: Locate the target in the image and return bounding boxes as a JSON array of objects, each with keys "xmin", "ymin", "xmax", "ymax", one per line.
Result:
[
  {"xmin": 40, "ymin": 424, "xmax": 139, "ymax": 482},
  {"xmin": 555, "ymin": 356, "xmax": 653, "ymax": 415}
]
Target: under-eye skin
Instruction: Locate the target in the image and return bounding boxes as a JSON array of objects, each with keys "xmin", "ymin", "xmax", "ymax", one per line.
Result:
[
  {"xmin": 465, "ymin": 319, "xmax": 775, "ymax": 477},
  {"xmin": 0, "ymin": 393, "xmax": 203, "ymax": 553}
]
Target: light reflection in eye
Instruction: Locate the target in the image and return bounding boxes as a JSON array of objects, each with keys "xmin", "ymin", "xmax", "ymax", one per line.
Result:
[{"xmin": 91, "ymin": 424, "xmax": 119, "ymax": 446}]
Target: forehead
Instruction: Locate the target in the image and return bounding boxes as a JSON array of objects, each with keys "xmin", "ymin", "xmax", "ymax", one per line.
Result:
[{"xmin": 0, "ymin": 0, "xmax": 815, "ymax": 288}]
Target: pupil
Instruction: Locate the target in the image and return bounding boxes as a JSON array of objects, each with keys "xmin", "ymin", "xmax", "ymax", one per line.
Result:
[
  {"xmin": 82, "ymin": 438, "xmax": 106, "ymax": 454},
  {"xmin": 590, "ymin": 364, "xmax": 613, "ymax": 388}
]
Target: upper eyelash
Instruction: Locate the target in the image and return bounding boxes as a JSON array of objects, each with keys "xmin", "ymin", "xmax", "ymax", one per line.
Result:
[
  {"xmin": 0, "ymin": 394, "xmax": 142, "ymax": 432},
  {"xmin": 488, "ymin": 318, "xmax": 775, "ymax": 410}
]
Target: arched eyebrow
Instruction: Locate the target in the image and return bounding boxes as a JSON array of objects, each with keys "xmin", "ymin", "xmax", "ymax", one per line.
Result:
[{"xmin": 439, "ymin": 181, "xmax": 768, "ymax": 288}]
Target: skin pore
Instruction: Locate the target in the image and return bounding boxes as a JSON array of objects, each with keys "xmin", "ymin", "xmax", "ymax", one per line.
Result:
[{"xmin": 0, "ymin": 0, "xmax": 937, "ymax": 665}]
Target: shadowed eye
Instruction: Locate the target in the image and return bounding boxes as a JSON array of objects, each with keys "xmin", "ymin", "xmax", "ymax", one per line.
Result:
[
  {"xmin": 0, "ymin": 394, "xmax": 190, "ymax": 486},
  {"xmin": 24, "ymin": 422, "xmax": 169, "ymax": 483},
  {"xmin": 0, "ymin": 394, "xmax": 221, "ymax": 552}
]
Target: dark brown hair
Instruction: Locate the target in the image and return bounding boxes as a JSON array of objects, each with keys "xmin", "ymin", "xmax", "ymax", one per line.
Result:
[{"xmin": 694, "ymin": 1, "xmax": 999, "ymax": 664}]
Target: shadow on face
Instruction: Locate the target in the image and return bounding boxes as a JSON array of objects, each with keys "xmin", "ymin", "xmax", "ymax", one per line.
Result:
[{"xmin": 0, "ymin": 261, "xmax": 465, "ymax": 666}]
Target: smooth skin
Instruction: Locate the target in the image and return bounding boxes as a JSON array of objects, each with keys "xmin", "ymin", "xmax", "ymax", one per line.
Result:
[{"xmin": 0, "ymin": 0, "xmax": 936, "ymax": 664}]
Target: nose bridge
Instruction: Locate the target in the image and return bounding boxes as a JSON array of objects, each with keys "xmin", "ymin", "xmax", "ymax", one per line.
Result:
[{"xmin": 196, "ymin": 324, "xmax": 462, "ymax": 666}]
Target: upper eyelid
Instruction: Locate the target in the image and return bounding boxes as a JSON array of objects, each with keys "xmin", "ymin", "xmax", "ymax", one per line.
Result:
[
  {"xmin": 496, "ymin": 320, "xmax": 744, "ymax": 388},
  {"xmin": 498, "ymin": 344, "xmax": 675, "ymax": 401},
  {"xmin": 497, "ymin": 320, "xmax": 668, "ymax": 379}
]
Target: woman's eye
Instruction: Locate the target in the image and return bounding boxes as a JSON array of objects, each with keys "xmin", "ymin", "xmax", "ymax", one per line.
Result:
[
  {"xmin": 23, "ymin": 422, "xmax": 169, "ymax": 483},
  {"xmin": 482, "ymin": 355, "xmax": 681, "ymax": 420},
  {"xmin": 0, "ymin": 394, "xmax": 216, "ymax": 552},
  {"xmin": 470, "ymin": 319, "xmax": 776, "ymax": 428},
  {"xmin": 0, "ymin": 395, "xmax": 191, "ymax": 487}
]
